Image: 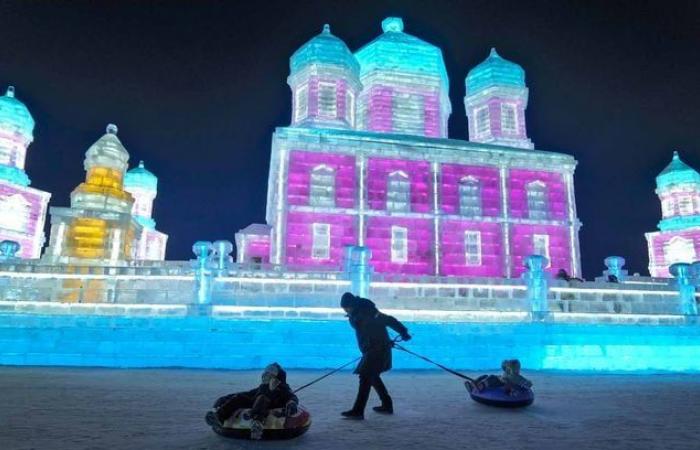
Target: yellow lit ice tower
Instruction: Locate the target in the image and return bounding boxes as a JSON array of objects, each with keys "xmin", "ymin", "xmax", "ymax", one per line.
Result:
[{"xmin": 44, "ymin": 124, "xmax": 141, "ymax": 264}]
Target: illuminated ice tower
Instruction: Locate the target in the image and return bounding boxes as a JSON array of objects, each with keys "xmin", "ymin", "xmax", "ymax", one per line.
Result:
[
  {"xmin": 0, "ymin": 86, "xmax": 51, "ymax": 258},
  {"xmin": 465, "ymin": 49, "xmax": 533, "ymax": 149},
  {"xmin": 44, "ymin": 124, "xmax": 142, "ymax": 264},
  {"xmin": 646, "ymin": 151, "xmax": 700, "ymax": 277},
  {"xmin": 354, "ymin": 17, "xmax": 451, "ymax": 137},
  {"xmin": 289, "ymin": 24, "xmax": 361, "ymax": 129},
  {"xmin": 124, "ymin": 161, "xmax": 168, "ymax": 260}
]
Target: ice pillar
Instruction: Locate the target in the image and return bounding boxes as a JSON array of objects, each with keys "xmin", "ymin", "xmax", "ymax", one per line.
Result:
[
  {"xmin": 523, "ymin": 255, "xmax": 549, "ymax": 320},
  {"xmin": 0, "ymin": 240, "xmax": 20, "ymax": 260},
  {"xmin": 344, "ymin": 245, "xmax": 372, "ymax": 298},
  {"xmin": 211, "ymin": 240, "xmax": 233, "ymax": 276},
  {"xmin": 192, "ymin": 241, "xmax": 214, "ymax": 310},
  {"xmin": 670, "ymin": 263, "xmax": 698, "ymax": 316},
  {"xmin": 603, "ymin": 256, "xmax": 628, "ymax": 282}
]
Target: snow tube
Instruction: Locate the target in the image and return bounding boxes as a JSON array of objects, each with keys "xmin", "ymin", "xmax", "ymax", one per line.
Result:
[
  {"xmin": 208, "ymin": 406, "xmax": 311, "ymax": 440},
  {"xmin": 465, "ymin": 381, "xmax": 534, "ymax": 408}
]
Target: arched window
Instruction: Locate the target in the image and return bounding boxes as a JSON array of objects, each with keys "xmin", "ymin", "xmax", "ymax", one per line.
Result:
[
  {"xmin": 0, "ymin": 194, "xmax": 30, "ymax": 232},
  {"xmin": 387, "ymin": 171, "xmax": 410, "ymax": 212},
  {"xmin": 317, "ymin": 82, "xmax": 337, "ymax": 118},
  {"xmin": 665, "ymin": 236, "xmax": 696, "ymax": 264},
  {"xmin": 346, "ymin": 90, "xmax": 355, "ymax": 127},
  {"xmin": 533, "ymin": 234, "xmax": 551, "ymax": 267},
  {"xmin": 459, "ymin": 176, "xmax": 482, "ymax": 217},
  {"xmin": 474, "ymin": 106, "xmax": 490, "ymax": 138},
  {"xmin": 294, "ymin": 84, "xmax": 308, "ymax": 122},
  {"xmin": 464, "ymin": 230, "xmax": 481, "ymax": 266},
  {"xmin": 312, "ymin": 223, "xmax": 331, "ymax": 260},
  {"xmin": 391, "ymin": 226, "xmax": 408, "ymax": 263},
  {"xmin": 309, "ymin": 165, "xmax": 336, "ymax": 207},
  {"xmin": 526, "ymin": 181, "xmax": 548, "ymax": 220},
  {"xmin": 500, "ymin": 103, "xmax": 518, "ymax": 134}
]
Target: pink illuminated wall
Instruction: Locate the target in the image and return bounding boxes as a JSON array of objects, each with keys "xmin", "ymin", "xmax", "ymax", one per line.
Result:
[
  {"xmin": 510, "ymin": 224, "xmax": 571, "ymax": 276},
  {"xmin": 285, "ymin": 212, "xmax": 356, "ymax": 268},
  {"xmin": 244, "ymin": 236, "xmax": 271, "ymax": 264},
  {"xmin": 440, "ymin": 220, "xmax": 504, "ymax": 276},
  {"xmin": 366, "ymin": 216, "xmax": 433, "ymax": 274},
  {"xmin": 0, "ymin": 183, "xmax": 50, "ymax": 258},
  {"xmin": 440, "ymin": 164, "xmax": 501, "ymax": 216},
  {"xmin": 367, "ymin": 157, "xmax": 431, "ymax": 212},
  {"xmin": 365, "ymin": 86, "xmax": 394, "ymax": 132},
  {"xmin": 468, "ymin": 98, "xmax": 528, "ymax": 141},
  {"xmin": 508, "ymin": 169, "xmax": 567, "ymax": 220},
  {"xmin": 287, "ymin": 150, "xmax": 356, "ymax": 208},
  {"xmin": 647, "ymin": 231, "xmax": 700, "ymax": 277}
]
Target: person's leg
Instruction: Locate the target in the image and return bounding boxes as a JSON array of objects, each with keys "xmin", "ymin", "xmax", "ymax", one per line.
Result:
[
  {"xmin": 250, "ymin": 394, "xmax": 271, "ymax": 422},
  {"xmin": 371, "ymin": 374, "xmax": 393, "ymax": 413},
  {"xmin": 342, "ymin": 374, "xmax": 371, "ymax": 418},
  {"xmin": 217, "ymin": 394, "xmax": 254, "ymax": 422}
]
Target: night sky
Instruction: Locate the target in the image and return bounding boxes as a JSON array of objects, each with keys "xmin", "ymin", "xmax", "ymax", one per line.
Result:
[{"xmin": 2, "ymin": 0, "xmax": 699, "ymax": 278}]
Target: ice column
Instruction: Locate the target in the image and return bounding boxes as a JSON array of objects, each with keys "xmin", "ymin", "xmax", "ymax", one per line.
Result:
[
  {"xmin": 344, "ymin": 246, "xmax": 372, "ymax": 298},
  {"xmin": 211, "ymin": 240, "xmax": 233, "ymax": 276},
  {"xmin": 670, "ymin": 263, "xmax": 698, "ymax": 316},
  {"xmin": 603, "ymin": 256, "xmax": 628, "ymax": 282},
  {"xmin": 523, "ymin": 255, "xmax": 549, "ymax": 319},
  {"xmin": 692, "ymin": 261, "xmax": 700, "ymax": 288},
  {"xmin": 0, "ymin": 239, "xmax": 20, "ymax": 260},
  {"xmin": 191, "ymin": 241, "xmax": 214, "ymax": 312}
]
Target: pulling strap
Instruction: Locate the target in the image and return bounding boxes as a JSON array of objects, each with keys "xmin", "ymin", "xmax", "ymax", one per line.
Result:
[
  {"xmin": 393, "ymin": 342, "xmax": 475, "ymax": 383},
  {"xmin": 293, "ymin": 356, "xmax": 362, "ymax": 394}
]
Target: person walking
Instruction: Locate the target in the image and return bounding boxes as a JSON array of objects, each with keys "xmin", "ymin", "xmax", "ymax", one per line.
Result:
[{"xmin": 340, "ymin": 292, "xmax": 411, "ymax": 420}]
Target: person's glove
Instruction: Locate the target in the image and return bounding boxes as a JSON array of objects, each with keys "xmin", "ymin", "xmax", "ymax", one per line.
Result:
[
  {"xmin": 400, "ymin": 331, "xmax": 412, "ymax": 342},
  {"xmin": 285, "ymin": 401, "xmax": 298, "ymax": 417}
]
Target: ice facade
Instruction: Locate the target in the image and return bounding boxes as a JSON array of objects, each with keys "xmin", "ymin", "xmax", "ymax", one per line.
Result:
[
  {"xmin": 124, "ymin": 161, "xmax": 168, "ymax": 260},
  {"xmin": 43, "ymin": 124, "xmax": 144, "ymax": 266},
  {"xmin": 0, "ymin": 86, "xmax": 51, "ymax": 258},
  {"xmin": 238, "ymin": 17, "xmax": 582, "ymax": 278},
  {"xmin": 646, "ymin": 151, "xmax": 700, "ymax": 277}
]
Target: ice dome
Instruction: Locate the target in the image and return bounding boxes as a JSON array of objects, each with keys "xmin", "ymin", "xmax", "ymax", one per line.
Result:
[
  {"xmin": 354, "ymin": 17, "xmax": 449, "ymax": 86},
  {"xmin": 465, "ymin": 48, "xmax": 526, "ymax": 96},
  {"xmin": 290, "ymin": 24, "xmax": 360, "ymax": 75},
  {"xmin": 125, "ymin": 160, "xmax": 158, "ymax": 192},
  {"xmin": 0, "ymin": 86, "xmax": 35, "ymax": 140},
  {"xmin": 83, "ymin": 124, "xmax": 130, "ymax": 172},
  {"xmin": 656, "ymin": 151, "xmax": 700, "ymax": 190}
]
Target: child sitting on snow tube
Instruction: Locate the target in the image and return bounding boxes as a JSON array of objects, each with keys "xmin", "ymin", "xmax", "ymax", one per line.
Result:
[
  {"xmin": 205, "ymin": 363, "xmax": 310, "ymax": 440},
  {"xmin": 466, "ymin": 359, "xmax": 534, "ymax": 408}
]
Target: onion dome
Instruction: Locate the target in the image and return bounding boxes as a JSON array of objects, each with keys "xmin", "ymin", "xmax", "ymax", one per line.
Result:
[
  {"xmin": 656, "ymin": 151, "xmax": 700, "ymax": 190},
  {"xmin": 465, "ymin": 48, "xmax": 526, "ymax": 96},
  {"xmin": 354, "ymin": 17, "xmax": 448, "ymax": 86},
  {"xmin": 290, "ymin": 24, "xmax": 360, "ymax": 75},
  {"xmin": 0, "ymin": 86, "xmax": 34, "ymax": 141},
  {"xmin": 83, "ymin": 123, "xmax": 129, "ymax": 173},
  {"xmin": 124, "ymin": 160, "xmax": 158, "ymax": 192}
]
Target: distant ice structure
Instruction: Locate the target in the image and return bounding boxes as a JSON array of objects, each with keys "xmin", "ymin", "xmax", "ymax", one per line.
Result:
[
  {"xmin": 124, "ymin": 161, "xmax": 168, "ymax": 260},
  {"xmin": 0, "ymin": 86, "xmax": 51, "ymax": 258},
  {"xmin": 43, "ymin": 125, "xmax": 145, "ymax": 265},
  {"xmin": 238, "ymin": 17, "xmax": 582, "ymax": 278},
  {"xmin": 646, "ymin": 151, "xmax": 700, "ymax": 277}
]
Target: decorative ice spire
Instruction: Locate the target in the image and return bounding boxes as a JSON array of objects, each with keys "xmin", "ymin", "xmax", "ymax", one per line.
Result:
[
  {"xmin": 6, "ymin": 86, "xmax": 15, "ymax": 98},
  {"xmin": 106, "ymin": 123, "xmax": 118, "ymax": 135}
]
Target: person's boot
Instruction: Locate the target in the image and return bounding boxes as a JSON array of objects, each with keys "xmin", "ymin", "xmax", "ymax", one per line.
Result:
[
  {"xmin": 250, "ymin": 419, "xmax": 264, "ymax": 440},
  {"xmin": 372, "ymin": 403, "xmax": 393, "ymax": 414},
  {"xmin": 341, "ymin": 409, "xmax": 364, "ymax": 420}
]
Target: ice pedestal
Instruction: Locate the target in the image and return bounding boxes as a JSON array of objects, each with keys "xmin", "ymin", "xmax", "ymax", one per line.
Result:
[
  {"xmin": 344, "ymin": 245, "xmax": 372, "ymax": 298},
  {"xmin": 603, "ymin": 256, "xmax": 628, "ymax": 282},
  {"xmin": 190, "ymin": 241, "xmax": 213, "ymax": 314},
  {"xmin": 670, "ymin": 263, "xmax": 698, "ymax": 316},
  {"xmin": 523, "ymin": 255, "xmax": 549, "ymax": 320}
]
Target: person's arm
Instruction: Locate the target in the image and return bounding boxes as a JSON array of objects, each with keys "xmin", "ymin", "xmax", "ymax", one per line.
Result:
[
  {"xmin": 378, "ymin": 312, "xmax": 411, "ymax": 340},
  {"xmin": 281, "ymin": 386, "xmax": 299, "ymax": 416}
]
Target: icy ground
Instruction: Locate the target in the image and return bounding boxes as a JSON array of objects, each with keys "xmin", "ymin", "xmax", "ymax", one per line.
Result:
[{"xmin": 1, "ymin": 368, "xmax": 699, "ymax": 450}]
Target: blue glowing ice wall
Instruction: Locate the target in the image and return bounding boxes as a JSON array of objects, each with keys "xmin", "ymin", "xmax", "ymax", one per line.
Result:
[
  {"xmin": 354, "ymin": 17, "xmax": 451, "ymax": 137},
  {"xmin": 646, "ymin": 151, "xmax": 700, "ymax": 277}
]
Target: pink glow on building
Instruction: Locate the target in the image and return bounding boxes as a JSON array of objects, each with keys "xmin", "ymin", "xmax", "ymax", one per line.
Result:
[
  {"xmin": 510, "ymin": 224, "xmax": 572, "ymax": 276},
  {"xmin": 440, "ymin": 164, "xmax": 501, "ymax": 216},
  {"xmin": 287, "ymin": 150, "xmax": 356, "ymax": 208},
  {"xmin": 508, "ymin": 169, "xmax": 568, "ymax": 220},
  {"xmin": 366, "ymin": 216, "xmax": 433, "ymax": 274},
  {"xmin": 367, "ymin": 157, "xmax": 431, "ymax": 212},
  {"xmin": 366, "ymin": 86, "xmax": 394, "ymax": 132},
  {"xmin": 440, "ymin": 220, "xmax": 504, "ymax": 276},
  {"xmin": 0, "ymin": 183, "xmax": 50, "ymax": 258},
  {"xmin": 647, "ymin": 230, "xmax": 700, "ymax": 277},
  {"xmin": 285, "ymin": 212, "xmax": 355, "ymax": 268}
]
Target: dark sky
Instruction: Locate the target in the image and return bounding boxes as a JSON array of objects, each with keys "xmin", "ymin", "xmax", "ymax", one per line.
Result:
[{"xmin": 2, "ymin": 0, "xmax": 699, "ymax": 278}]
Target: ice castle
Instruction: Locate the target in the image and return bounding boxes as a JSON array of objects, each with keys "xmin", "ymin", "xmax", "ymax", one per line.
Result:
[
  {"xmin": 237, "ymin": 19, "xmax": 581, "ymax": 278},
  {"xmin": 0, "ymin": 18, "xmax": 698, "ymax": 373}
]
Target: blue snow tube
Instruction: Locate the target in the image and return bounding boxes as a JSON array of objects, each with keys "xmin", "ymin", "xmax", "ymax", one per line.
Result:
[{"xmin": 465, "ymin": 381, "xmax": 534, "ymax": 408}]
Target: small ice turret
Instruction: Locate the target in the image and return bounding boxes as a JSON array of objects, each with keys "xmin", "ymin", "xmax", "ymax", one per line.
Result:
[
  {"xmin": 465, "ymin": 48, "xmax": 533, "ymax": 149},
  {"xmin": 0, "ymin": 86, "xmax": 35, "ymax": 186},
  {"xmin": 124, "ymin": 160, "xmax": 158, "ymax": 229}
]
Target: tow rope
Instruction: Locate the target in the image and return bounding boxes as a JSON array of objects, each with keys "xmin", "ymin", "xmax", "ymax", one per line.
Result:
[
  {"xmin": 393, "ymin": 339, "xmax": 476, "ymax": 383},
  {"xmin": 293, "ymin": 356, "xmax": 362, "ymax": 394}
]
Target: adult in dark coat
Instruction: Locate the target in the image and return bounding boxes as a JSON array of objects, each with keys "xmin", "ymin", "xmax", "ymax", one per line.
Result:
[{"xmin": 340, "ymin": 292, "xmax": 411, "ymax": 420}]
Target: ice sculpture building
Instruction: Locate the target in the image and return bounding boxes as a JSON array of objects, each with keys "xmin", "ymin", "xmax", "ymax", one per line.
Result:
[
  {"xmin": 237, "ymin": 18, "xmax": 582, "ymax": 277},
  {"xmin": 0, "ymin": 86, "xmax": 51, "ymax": 258},
  {"xmin": 43, "ymin": 124, "xmax": 167, "ymax": 264},
  {"xmin": 646, "ymin": 151, "xmax": 700, "ymax": 277}
]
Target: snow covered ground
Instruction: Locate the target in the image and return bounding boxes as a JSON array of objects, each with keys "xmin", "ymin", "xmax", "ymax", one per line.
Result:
[{"xmin": 1, "ymin": 367, "xmax": 699, "ymax": 450}]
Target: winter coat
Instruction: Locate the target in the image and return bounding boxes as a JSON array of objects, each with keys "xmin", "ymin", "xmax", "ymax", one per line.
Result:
[
  {"xmin": 214, "ymin": 366, "xmax": 298, "ymax": 409},
  {"xmin": 348, "ymin": 297, "xmax": 409, "ymax": 376}
]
